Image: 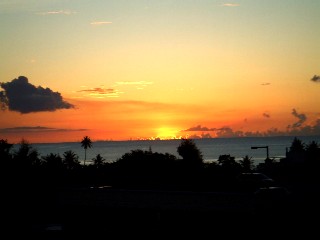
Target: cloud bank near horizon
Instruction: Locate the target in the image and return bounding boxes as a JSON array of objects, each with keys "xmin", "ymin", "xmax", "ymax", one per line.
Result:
[
  {"xmin": 0, "ymin": 76, "xmax": 74, "ymax": 113},
  {"xmin": 183, "ymin": 109, "xmax": 320, "ymax": 138}
]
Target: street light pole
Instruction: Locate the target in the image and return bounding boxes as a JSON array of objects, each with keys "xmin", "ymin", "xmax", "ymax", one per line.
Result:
[{"xmin": 251, "ymin": 146, "xmax": 269, "ymax": 160}]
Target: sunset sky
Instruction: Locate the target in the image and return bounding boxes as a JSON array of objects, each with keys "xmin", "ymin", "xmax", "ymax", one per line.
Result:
[{"xmin": 1, "ymin": 0, "xmax": 320, "ymax": 143}]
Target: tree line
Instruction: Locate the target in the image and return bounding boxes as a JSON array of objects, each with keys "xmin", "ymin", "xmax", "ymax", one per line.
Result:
[{"xmin": 1, "ymin": 136, "xmax": 319, "ymax": 191}]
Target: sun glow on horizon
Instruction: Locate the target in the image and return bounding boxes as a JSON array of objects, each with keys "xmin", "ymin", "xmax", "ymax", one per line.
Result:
[
  {"xmin": 0, "ymin": 1, "xmax": 319, "ymax": 143},
  {"xmin": 153, "ymin": 127, "xmax": 183, "ymax": 140}
]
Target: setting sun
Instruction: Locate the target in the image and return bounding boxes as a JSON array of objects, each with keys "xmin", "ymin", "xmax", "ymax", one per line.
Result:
[
  {"xmin": 155, "ymin": 127, "xmax": 182, "ymax": 140},
  {"xmin": 0, "ymin": 1, "xmax": 319, "ymax": 143}
]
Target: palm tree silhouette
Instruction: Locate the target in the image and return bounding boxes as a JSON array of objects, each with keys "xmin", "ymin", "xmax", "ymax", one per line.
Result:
[{"xmin": 81, "ymin": 136, "xmax": 92, "ymax": 166}]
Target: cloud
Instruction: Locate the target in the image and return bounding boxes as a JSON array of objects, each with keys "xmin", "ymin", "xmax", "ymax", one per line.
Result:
[
  {"xmin": 261, "ymin": 82, "xmax": 271, "ymax": 86},
  {"xmin": 289, "ymin": 108, "xmax": 307, "ymax": 128},
  {"xmin": 0, "ymin": 76, "xmax": 74, "ymax": 113},
  {"xmin": 116, "ymin": 81, "xmax": 153, "ymax": 86},
  {"xmin": 184, "ymin": 125, "xmax": 213, "ymax": 131},
  {"xmin": 263, "ymin": 112, "xmax": 270, "ymax": 118},
  {"xmin": 78, "ymin": 86, "xmax": 123, "ymax": 98},
  {"xmin": 183, "ymin": 125, "xmax": 243, "ymax": 137},
  {"xmin": 0, "ymin": 90, "xmax": 8, "ymax": 111},
  {"xmin": 183, "ymin": 108, "xmax": 320, "ymax": 138},
  {"xmin": 215, "ymin": 127, "xmax": 244, "ymax": 138},
  {"xmin": 222, "ymin": 3, "xmax": 240, "ymax": 7},
  {"xmin": 0, "ymin": 126, "xmax": 87, "ymax": 133},
  {"xmin": 116, "ymin": 81, "xmax": 153, "ymax": 90},
  {"xmin": 285, "ymin": 119, "xmax": 320, "ymax": 137},
  {"xmin": 183, "ymin": 125, "xmax": 244, "ymax": 138},
  {"xmin": 311, "ymin": 75, "xmax": 320, "ymax": 82},
  {"xmin": 90, "ymin": 21, "xmax": 112, "ymax": 25},
  {"xmin": 37, "ymin": 10, "xmax": 76, "ymax": 15}
]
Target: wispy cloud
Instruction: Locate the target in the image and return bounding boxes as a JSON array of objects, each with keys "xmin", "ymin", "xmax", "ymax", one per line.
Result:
[
  {"xmin": 78, "ymin": 86, "xmax": 122, "ymax": 98},
  {"xmin": 263, "ymin": 112, "xmax": 270, "ymax": 118},
  {"xmin": 36, "ymin": 10, "xmax": 76, "ymax": 15},
  {"xmin": 288, "ymin": 108, "xmax": 307, "ymax": 128},
  {"xmin": 0, "ymin": 126, "xmax": 87, "ymax": 133},
  {"xmin": 90, "ymin": 21, "xmax": 112, "ymax": 25},
  {"xmin": 261, "ymin": 82, "xmax": 271, "ymax": 86},
  {"xmin": 222, "ymin": 3, "xmax": 240, "ymax": 7},
  {"xmin": 116, "ymin": 81, "xmax": 153, "ymax": 90},
  {"xmin": 311, "ymin": 75, "xmax": 320, "ymax": 82},
  {"xmin": 116, "ymin": 81, "xmax": 153, "ymax": 85}
]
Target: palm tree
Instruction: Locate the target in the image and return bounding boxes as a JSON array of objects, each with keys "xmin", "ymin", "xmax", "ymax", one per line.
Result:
[
  {"xmin": 81, "ymin": 136, "xmax": 92, "ymax": 165},
  {"xmin": 92, "ymin": 153, "xmax": 105, "ymax": 167},
  {"xmin": 63, "ymin": 150, "xmax": 80, "ymax": 170},
  {"xmin": 239, "ymin": 155, "xmax": 254, "ymax": 172}
]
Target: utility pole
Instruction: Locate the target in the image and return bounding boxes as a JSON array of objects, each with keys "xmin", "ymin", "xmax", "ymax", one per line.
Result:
[{"xmin": 251, "ymin": 146, "xmax": 269, "ymax": 160}]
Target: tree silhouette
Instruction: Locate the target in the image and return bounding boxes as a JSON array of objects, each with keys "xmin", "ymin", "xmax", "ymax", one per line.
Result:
[
  {"xmin": 13, "ymin": 138, "xmax": 40, "ymax": 168},
  {"xmin": 218, "ymin": 154, "xmax": 236, "ymax": 166},
  {"xmin": 63, "ymin": 150, "xmax": 80, "ymax": 170},
  {"xmin": 305, "ymin": 140, "xmax": 320, "ymax": 166},
  {"xmin": 81, "ymin": 136, "xmax": 92, "ymax": 166},
  {"xmin": 286, "ymin": 137, "xmax": 306, "ymax": 164},
  {"xmin": 177, "ymin": 138, "xmax": 203, "ymax": 165},
  {"xmin": 305, "ymin": 140, "xmax": 319, "ymax": 152},
  {"xmin": 239, "ymin": 155, "xmax": 254, "ymax": 172},
  {"xmin": 289, "ymin": 137, "xmax": 305, "ymax": 153},
  {"xmin": 0, "ymin": 139, "xmax": 13, "ymax": 163},
  {"xmin": 218, "ymin": 154, "xmax": 241, "ymax": 174},
  {"xmin": 92, "ymin": 153, "xmax": 105, "ymax": 167},
  {"xmin": 42, "ymin": 153, "xmax": 63, "ymax": 171}
]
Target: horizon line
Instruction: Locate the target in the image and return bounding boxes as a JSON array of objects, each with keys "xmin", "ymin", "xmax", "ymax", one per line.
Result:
[{"xmin": 7, "ymin": 134, "xmax": 320, "ymax": 145}]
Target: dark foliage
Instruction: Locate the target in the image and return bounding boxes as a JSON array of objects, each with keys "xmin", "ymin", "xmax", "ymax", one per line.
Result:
[
  {"xmin": 177, "ymin": 138, "xmax": 203, "ymax": 165},
  {"xmin": 1, "ymin": 137, "xmax": 320, "ymax": 236}
]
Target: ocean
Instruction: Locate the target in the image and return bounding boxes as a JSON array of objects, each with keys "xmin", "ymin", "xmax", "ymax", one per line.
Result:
[{"xmin": 14, "ymin": 136, "xmax": 320, "ymax": 167}]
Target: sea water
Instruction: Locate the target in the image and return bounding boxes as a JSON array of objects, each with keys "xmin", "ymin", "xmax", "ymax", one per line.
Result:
[{"xmin": 13, "ymin": 136, "xmax": 320, "ymax": 166}]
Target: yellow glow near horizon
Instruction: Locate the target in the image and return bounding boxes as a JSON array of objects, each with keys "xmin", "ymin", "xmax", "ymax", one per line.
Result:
[
  {"xmin": 1, "ymin": 1, "xmax": 319, "ymax": 143},
  {"xmin": 155, "ymin": 127, "xmax": 182, "ymax": 140}
]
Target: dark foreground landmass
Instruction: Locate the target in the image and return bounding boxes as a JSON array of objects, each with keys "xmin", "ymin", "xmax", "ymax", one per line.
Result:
[
  {"xmin": 1, "ymin": 137, "xmax": 320, "ymax": 238},
  {"xmin": 3, "ymin": 180, "xmax": 320, "ymax": 239}
]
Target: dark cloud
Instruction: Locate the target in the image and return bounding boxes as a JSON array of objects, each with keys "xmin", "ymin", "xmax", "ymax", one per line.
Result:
[
  {"xmin": 289, "ymin": 108, "xmax": 307, "ymax": 128},
  {"xmin": 184, "ymin": 109, "xmax": 320, "ymax": 139},
  {"xmin": 0, "ymin": 91, "xmax": 8, "ymax": 110},
  {"xmin": 184, "ymin": 125, "xmax": 244, "ymax": 138},
  {"xmin": 0, "ymin": 76, "xmax": 74, "ymax": 113},
  {"xmin": 261, "ymin": 82, "xmax": 271, "ymax": 86},
  {"xmin": 311, "ymin": 75, "xmax": 320, "ymax": 82},
  {"xmin": 285, "ymin": 119, "xmax": 320, "ymax": 136},
  {"xmin": 200, "ymin": 133, "xmax": 212, "ymax": 138},
  {"xmin": 0, "ymin": 126, "xmax": 87, "ymax": 133},
  {"xmin": 78, "ymin": 87, "xmax": 116, "ymax": 94},
  {"xmin": 78, "ymin": 86, "xmax": 122, "ymax": 98},
  {"xmin": 263, "ymin": 112, "xmax": 270, "ymax": 118},
  {"xmin": 184, "ymin": 125, "xmax": 213, "ymax": 131},
  {"xmin": 215, "ymin": 127, "xmax": 244, "ymax": 138}
]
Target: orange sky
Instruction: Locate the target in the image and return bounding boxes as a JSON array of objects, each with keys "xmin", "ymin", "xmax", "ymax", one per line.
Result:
[{"xmin": 1, "ymin": 1, "xmax": 320, "ymax": 143}]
